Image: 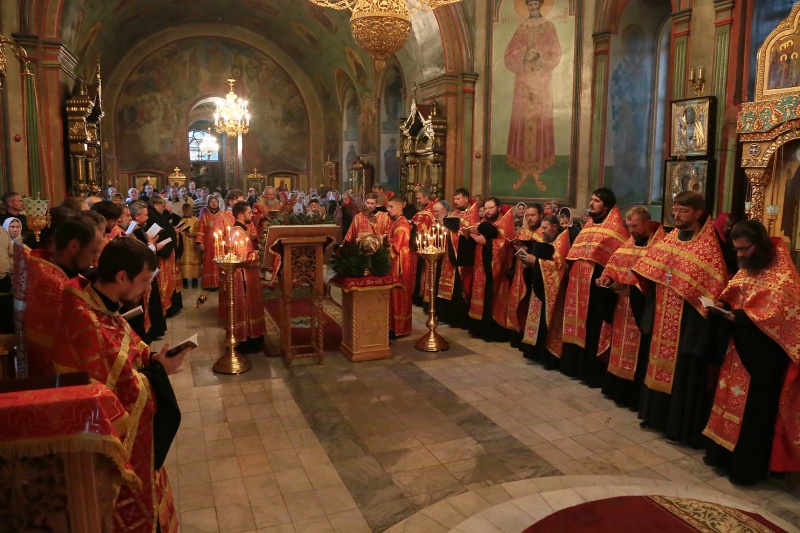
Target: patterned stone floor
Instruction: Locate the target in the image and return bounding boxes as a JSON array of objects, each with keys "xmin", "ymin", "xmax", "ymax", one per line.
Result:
[{"xmin": 164, "ymin": 288, "xmax": 800, "ymax": 532}]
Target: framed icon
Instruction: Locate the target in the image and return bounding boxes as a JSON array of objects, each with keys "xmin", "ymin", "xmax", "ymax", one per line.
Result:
[
  {"xmin": 131, "ymin": 173, "xmax": 162, "ymax": 192},
  {"xmin": 670, "ymin": 96, "xmax": 716, "ymax": 158},
  {"xmin": 662, "ymin": 159, "xmax": 714, "ymax": 227}
]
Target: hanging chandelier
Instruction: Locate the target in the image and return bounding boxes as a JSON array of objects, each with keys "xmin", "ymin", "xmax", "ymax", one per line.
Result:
[
  {"xmin": 308, "ymin": 0, "xmax": 462, "ymax": 71},
  {"xmin": 198, "ymin": 129, "xmax": 219, "ymax": 159},
  {"xmin": 214, "ymin": 79, "xmax": 250, "ymax": 137}
]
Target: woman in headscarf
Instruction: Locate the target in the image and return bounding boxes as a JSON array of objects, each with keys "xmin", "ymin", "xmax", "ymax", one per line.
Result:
[{"xmin": 2, "ymin": 217, "xmax": 23, "ymax": 244}]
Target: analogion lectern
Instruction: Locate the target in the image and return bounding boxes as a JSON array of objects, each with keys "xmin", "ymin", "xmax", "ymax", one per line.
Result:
[{"xmin": 264, "ymin": 225, "xmax": 338, "ymax": 366}]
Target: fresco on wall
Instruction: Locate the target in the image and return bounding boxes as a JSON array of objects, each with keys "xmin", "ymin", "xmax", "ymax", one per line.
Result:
[
  {"xmin": 380, "ymin": 66, "xmax": 404, "ymax": 190},
  {"xmin": 360, "ymin": 95, "xmax": 378, "ymax": 155},
  {"xmin": 603, "ymin": 0, "xmax": 671, "ymax": 207},
  {"xmin": 116, "ymin": 38, "xmax": 309, "ymax": 174},
  {"xmin": 490, "ymin": 0, "xmax": 577, "ymax": 201}
]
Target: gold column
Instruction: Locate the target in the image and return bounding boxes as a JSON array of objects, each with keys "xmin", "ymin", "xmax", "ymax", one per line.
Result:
[{"xmin": 745, "ymin": 168, "xmax": 770, "ymax": 223}]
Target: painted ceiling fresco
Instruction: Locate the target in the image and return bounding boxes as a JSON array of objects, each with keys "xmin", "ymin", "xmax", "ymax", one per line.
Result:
[{"xmin": 59, "ymin": 0, "xmax": 380, "ymax": 104}]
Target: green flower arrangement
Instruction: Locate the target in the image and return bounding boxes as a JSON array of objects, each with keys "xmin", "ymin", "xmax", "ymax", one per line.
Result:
[{"xmin": 331, "ymin": 239, "xmax": 392, "ymax": 278}]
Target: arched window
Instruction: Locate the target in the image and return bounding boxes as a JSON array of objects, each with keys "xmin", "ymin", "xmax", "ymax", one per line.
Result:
[{"xmin": 189, "ymin": 129, "xmax": 220, "ymax": 162}]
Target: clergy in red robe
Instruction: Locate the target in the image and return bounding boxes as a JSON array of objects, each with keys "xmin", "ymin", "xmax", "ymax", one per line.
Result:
[
  {"xmin": 411, "ymin": 188, "xmax": 437, "ymax": 306},
  {"xmin": 703, "ymin": 221, "xmax": 800, "ymax": 485},
  {"xmin": 252, "ymin": 186, "xmax": 283, "ymax": 232},
  {"xmin": 505, "ymin": 204, "xmax": 543, "ymax": 339},
  {"xmin": 344, "ymin": 193, "xmax": 391, "ymax": 242},
  {"xmin": 596, "ymin": 206, "xmax": 663, "ymax": 409},
  {"xmin": 25, "ymin": 214, "xmax": 103, "ymax": 377},
  {"xmin": 54, "ymin": 238, "xmax": 189, "ymax": 533},
  {"xmin": 387, "ymin": 196, "xmax": 415, "ymax": 337},
  {"xmin": 518, "ymin": 215, "xmax": 567, "ymax": 368},
  {"xmin": 467, "ymin": 197, "xmax": 515, "ymax": 342},
  {"xmin": 544, "ymin": 221, "xmax": 575, "ymax": 364},
  {"xmin": 560, "ymin": 188, "xmax": 630, "ymax": 387},
  {"xmin": 437, "ymin": 188, "xmax": 478, "ymax": 329},
  {"xmin": 219, "ymin": 202, "xmax": 266, "ymax": 352},
  {"xmin": 196, "ymin": 195, "xmax": 222, "ymax": 289},
  {"xmin": 91, "ymin": 200, "xmax": 124, "ymax": 252},
  {"xmin": 633, "ymin": 191, "xmax": 727, "ymax": 447}
]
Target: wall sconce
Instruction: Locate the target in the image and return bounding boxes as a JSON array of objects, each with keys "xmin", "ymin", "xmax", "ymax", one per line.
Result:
[{"xmin": 688, "ymin": 66, "xmax": 705, "ymax": 97}]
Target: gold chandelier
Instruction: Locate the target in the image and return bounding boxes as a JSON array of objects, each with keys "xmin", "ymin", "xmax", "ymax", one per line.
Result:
[
  {"xmin": 214, "ymin": 79, "xmax": 250, "ymax": 137},
  {"xmin": 198, "ymin": 128, "xmax": 220, "ymax": 158},
  {"xmin": 308, "ymin": 0, "xmax": 462, "ymax": 71}
]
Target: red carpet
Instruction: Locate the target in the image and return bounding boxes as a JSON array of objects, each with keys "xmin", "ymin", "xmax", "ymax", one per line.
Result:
[
  {"xmin": 263, "ymin": 297, "xmax": 342, "ymax": 355},
  {"xmin": 522, "ymin": 496, "xmax": 789, "ymax": 532}
]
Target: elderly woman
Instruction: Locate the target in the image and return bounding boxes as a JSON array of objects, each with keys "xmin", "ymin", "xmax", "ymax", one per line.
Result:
[{"xmin": 2, "ymin": 217, "xmax": 23, "ymax": 244}]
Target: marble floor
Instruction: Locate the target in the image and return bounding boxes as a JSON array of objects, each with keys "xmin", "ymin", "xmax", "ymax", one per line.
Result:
[{"xmin": 163, "ymin": 288, "xmax": 800, "ymax": 533}]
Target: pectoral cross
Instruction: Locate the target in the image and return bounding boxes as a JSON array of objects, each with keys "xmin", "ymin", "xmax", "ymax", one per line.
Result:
[{"xmin": 665, "ymin": 272, "xmax": 673, "ymax": 285}]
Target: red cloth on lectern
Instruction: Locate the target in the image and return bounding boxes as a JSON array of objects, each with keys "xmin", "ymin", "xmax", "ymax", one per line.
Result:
[
  {"xmin": 219, "ymin": 223, "xmax": 266, "ymax": 342},
  {"xmin": 0, "ymin": 383, "xmax": 137, "ymax": 487},
  {"xmin": 54, "ymin": 278, "xmax": 177, "ymax": 533},
  {"xmin": 388, "ymin": 216, "xmax": 415, "ymax": 336}
]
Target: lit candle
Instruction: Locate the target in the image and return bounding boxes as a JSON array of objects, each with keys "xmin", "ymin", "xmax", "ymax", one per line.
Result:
[
  {"xmin": 697, "ymin": 66, "xmax": 704, "ymax": 82},
  {"xmin": 688, "ymin": 67, "xmax": 695, "ymax": 83}
]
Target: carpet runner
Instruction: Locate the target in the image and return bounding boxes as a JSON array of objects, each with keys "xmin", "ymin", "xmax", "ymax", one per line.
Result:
[
  {"xmin": 263, "ymin": 296, "xmax": 343, "ymax": 356},
  {"xmin": 522, "ymin": 495, "xmax": 789, "ymax": 533}
]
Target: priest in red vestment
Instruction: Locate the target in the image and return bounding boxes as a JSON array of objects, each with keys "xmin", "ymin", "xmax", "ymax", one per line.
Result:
[
  {"xmin": 387, "ymin": 196, "xmax": 415, "ymax": 337},
  {"xmin": 344, "ymin": 193, "xmax": 390, "ymax": 242},
  {"xmin": 437, "ymin": 188, "xmax": 479, "ymax": 329},
  {"xmin": 219, "ymin": 202, "xmax": 266, "ymax": 353},
  {"xmin": 596, "ymin": 206, "xmax": 663, "ymax": 409},
  {"xmin": 560, "ymin": 188, "xmax": 629, "ymax": 387},
  {"xmin": 544, "ymin": 220, "xmax": 575, "ymax": 364},
  {"xmin": 252, "ymin": 186, "xmax": 282, "ymax": 232},
  {"xmin": 703, "ymin": 221, "xmax": 800, "ymax": 485},
  {"xmin": 517, "ymin": 214, "xmax": 566, "ymax": 368},
  {"xmin": 410, "ymin": 188, "xmax": 437, "ymax": 306},
  {"xmin": 505, "ymin": 204, "xmax": 543, "ymax": 339},
  {"xmin": 25, "ymin": 214, "xmax": 103, "ymax": 377},
  {"xmin": 54, "ymin": 238, "xmax": 190, "ymax": 533},
  {"xmin": 467, "ymin": 197, "xmax": 515, "ymax": 342},
  {"xmin": 196, "ymin": 195, "xmax": 222, "ymax": 289},
  {"xmin": 633, "ymin": 191, "xmax": 727, "ymax": 447}
]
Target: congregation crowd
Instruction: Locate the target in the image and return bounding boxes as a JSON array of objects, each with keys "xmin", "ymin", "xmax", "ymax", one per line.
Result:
[{"xmin": 1, "ymin": 179, "xmax": 800, "ymax": 532}]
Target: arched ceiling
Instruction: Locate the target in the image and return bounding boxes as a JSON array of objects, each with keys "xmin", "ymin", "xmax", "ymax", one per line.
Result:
[{"xmin": 56, "ymin": 0, "xmax": 455, "ymax": 103}]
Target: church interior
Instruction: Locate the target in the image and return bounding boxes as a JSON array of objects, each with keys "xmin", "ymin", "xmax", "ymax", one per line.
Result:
[{"xmin": 2, "ymin": 0, "xmax": 800, "ymax": 532}]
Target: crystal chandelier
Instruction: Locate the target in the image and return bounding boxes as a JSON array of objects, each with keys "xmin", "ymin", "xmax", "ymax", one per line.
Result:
[
  {"xmin": 308, "ymin": 0, "xmax": 462, "ymax": 71},
  {"xmin": 214, "ymin": 79, "xmax": 250, "ymax": 137},
  {"xmin": 198, "ymin": 129, "xmax": 220, "ymax": 159}
]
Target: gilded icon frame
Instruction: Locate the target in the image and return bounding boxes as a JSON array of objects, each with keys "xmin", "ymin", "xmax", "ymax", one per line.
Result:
[
  {"xmin": 670, "ymin": 96, "xmax": 716, "ymax": 159},
  {"xmin": 662, "ymin": 159, "xmax": 714, "ymax": 227}
]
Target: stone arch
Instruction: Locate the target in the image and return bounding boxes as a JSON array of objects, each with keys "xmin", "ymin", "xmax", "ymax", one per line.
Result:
[
  {"xmin": 595, "ymin": 0, "xmax": 681, "ymax": 34},
  {"xmin": 103, "ymin": 23, "xmax": 325, "ymax": 184}
]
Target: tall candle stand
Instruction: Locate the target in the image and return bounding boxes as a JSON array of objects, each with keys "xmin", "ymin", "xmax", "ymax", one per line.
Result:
[
  {"xmin": 212, "ymin": 249, "xmax": 251, "ymax": 374},
  {"xmin": 414, "ymin": 222, "xmax": 449, "ymax": 352}
]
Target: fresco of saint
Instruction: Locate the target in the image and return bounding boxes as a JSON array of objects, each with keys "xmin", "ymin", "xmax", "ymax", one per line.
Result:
[{"xmin": 504, "ymin": 0, "xmax": 561, "ymax": 192}]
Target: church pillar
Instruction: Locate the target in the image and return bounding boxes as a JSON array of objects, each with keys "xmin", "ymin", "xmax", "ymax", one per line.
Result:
[
  {"xmin": 588, "ymin": 31, "xmax": 611, "ymax": 190},
  {"xmin": 419, "ymin": 73, "xmax": 476, "ymax": 200},
  {"xmin": 711, "ymin": 0, "xmax": 735, "ymax": 213},
  {"xmin": 670, "ymin": 9, "xmax": 692, "ymax": 101},
  {"xmin": 14, "ymin": 34, "xmax": 74, "ymax": 201}
]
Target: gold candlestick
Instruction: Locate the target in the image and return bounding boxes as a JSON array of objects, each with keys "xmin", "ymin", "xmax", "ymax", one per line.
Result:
[
  {"xmin": 415, "ymin": 249, "xmax": 448, "ymax": 352},
  {"xmin": 212, "ymin": 254, "xmax": 252, "ymax": 374}
]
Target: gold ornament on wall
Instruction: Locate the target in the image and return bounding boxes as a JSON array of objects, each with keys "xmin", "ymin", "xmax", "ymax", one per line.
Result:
[{"xmin": 307, "ymin": 0, "xmax": 462, "ymax": 71}]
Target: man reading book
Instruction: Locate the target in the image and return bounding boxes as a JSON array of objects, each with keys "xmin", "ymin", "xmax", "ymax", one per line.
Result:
[{"xmin": 54, "ymin": 237, "xmax": 192, "ymax": 533}]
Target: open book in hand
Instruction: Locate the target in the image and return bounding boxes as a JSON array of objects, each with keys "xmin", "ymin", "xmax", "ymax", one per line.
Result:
[
  {"xmin": 699, "ymin": 296, "xmax": 734, "ymax": 318},
  {"xmin": 165, "ymin": 334, "xmax": 198, "ymax": 358},
  {"xmin": 145, "ymin": 223, "xmax": 163, "ymax": 237},
  {"xmin": 121, "ymin": 305, "xmax": 144, "ymax": 320}
]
